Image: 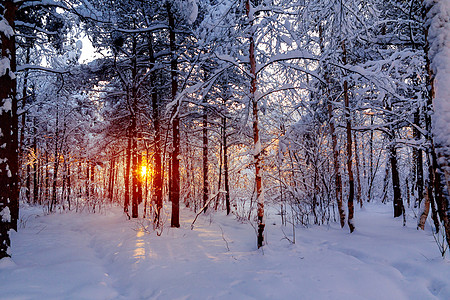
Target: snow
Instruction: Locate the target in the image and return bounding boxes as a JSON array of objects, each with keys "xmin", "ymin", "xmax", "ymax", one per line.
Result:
[
  {"xmin": 0, "ymin": 57, "xmax": 11, "ymax": 77},
  {"xmin": 0, "ymin": 206, "xmax": 10, "ymax": 222},
  {"xmin": 0, "ymin": 18, "xmax": 14, "ymax": 39},
  {"xmin": 1, "ymin": 98, "xmax": 12, "ymax": 114},
  {"xmin": 5, "ymin": 163, "xmax": 12, "ymax": 178},
  {"xmin": 254, "ymin": 138, "xmax": 262, "ymax": 156},
  {"xmin": 187, "ymin": 0, "xmax": 198, "ymax": 25},
  {"xmin": 1, "ymin": 203, "xmax": 450, "ymax": 299},
  {"xmin": 427, "ymin": 0, "xmax": 450, "ymax": 162}
]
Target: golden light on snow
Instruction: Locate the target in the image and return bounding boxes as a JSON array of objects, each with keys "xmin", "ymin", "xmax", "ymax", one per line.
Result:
[{"xmin": 134, "ymin": 229, "xmax": 145, "ymax": 260}]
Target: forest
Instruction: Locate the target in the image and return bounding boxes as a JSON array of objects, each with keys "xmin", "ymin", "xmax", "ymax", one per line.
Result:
[{"xmin": 1, "ymin": 0, "xmax": 450, "ymax": 298}]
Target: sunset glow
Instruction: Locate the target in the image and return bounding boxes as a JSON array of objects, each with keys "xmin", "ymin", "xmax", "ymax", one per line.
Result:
[{"xmin": 140, "ymin": 165, "xmax": 147, "ymax": 178}]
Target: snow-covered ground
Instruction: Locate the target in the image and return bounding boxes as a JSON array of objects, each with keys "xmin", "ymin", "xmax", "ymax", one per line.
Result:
[{"xmin": 1, "ymin": 202, "xmax": 450, "ymax": 300}]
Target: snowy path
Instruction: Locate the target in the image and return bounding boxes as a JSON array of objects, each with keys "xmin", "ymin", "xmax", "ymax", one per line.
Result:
[{"xmin": 1, "ymin": 203, "xmax": 450, "ymax": 299}]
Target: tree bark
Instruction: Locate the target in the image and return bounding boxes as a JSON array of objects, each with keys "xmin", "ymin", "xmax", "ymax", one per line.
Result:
[
  {"xmin": 223, "ymin": 116, "xmax": 231, "ymax": 215},
  {"xmin": 354, "ymin": 131, "xmax": 362, "ymax": 208},
  {"xmin": 149, "ymin": 34, "xmax": 163, "ymax": 224},
  {"xmin": 132, "ymin": 136, "xmax": 138, "ymax": 218},
  {"xmin": 413, "ymin": 109, "xmax": 424, "ymax": 207},
  {"xmin": 124, "ymin": 136, "xmax": 131, "ymax": 216},
  {"xmin": 423, "ymin": 0, "xmax": 450, "ymax": 250},
  {"xmin": 246, "ymin": 0, "xmax": 264, "ymax": 248},
  {"xmin": 108, "ymin": 157, "xmax": 115, "ymax": 202},
  {"xmin": 50, "ymin": 110, "xmax": 60, "ymax": 212},
  {"xmin": 167, "ymin": 1, "xmax": 180, "ymax": 228},
  {"xmin": 390, "ymin": 145, "xmax": 403, "ymax": 218},
  {"xmin": 0, "ymin": 0, "xmax": 18, "ymax": 259},
  {"xmin": 319, "ymin": 24, "xmax": 345, "ymax": 227},
  {"xmin": 202, "ymin": 98, "xmax": 209, "ymax": 213},
  {"xmin": 342, "ymin": 41, "xmax": 355, "ymax": 233},
  {"xmin": 418, "ymin": 188, "xmax": 430, "ymax": 230},
  {"xmin": 33, "ymin": 119, "xmax": 38, "ymax": 204}
]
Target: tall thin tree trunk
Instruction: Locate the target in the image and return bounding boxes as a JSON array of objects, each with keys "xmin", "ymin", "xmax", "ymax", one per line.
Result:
[
  {"xmin": 90, "ymin": 162, "xmax": 95, "ymax": 211},
  {"xmin": 418, "ymin": 187, "xmax": 430, "ymax": 230},
  {"xmin": 108, "ymin": 157, "xmax": 115, "ymax": 202},
  {"xmin": 19, "ymin": 44, "xmax": 30, "ymax": 204},
  {"xmin": 67, "ymin": 162, "xmax": 71, "ymax": 210},
  {"xmin": 44, "ymin": 150, "xmax": 50, "ymax": 210},
  {"xmin": 167, "ymin": 2, "xmax": 180, "ymax": 228},
  {"xmin": 216, "ymin": 127, "xmax": 222, "ymax": 211},
  {"xmin": 413, "ymin": 109, "xmax": 424, "ymax": 208},
  {"xmin": 342, "ymin": 41, "xmax": 355, "ymax": 233},
  {"xmin": 124, "ymin": 135, "xmax": 131, "ymax": 216},
  {"xmin": 149, "ymin": 33, "xmax": 163, "ymax": 224},
  {"xmin": 50, "ymin": 111, "xmax": 60, "ymax": 212},
  {"xmin": 86, "ymin": 160, "xmax": 90, "ymax": 200},
  {"xmin": 90, "ymin": 162, "xmax": 95, "ymax": 199},
  {"xmin": 320, "ymin": 24, "xmax": 345, "ymax": 227},
  {"xmin": 246, "ymin": 0, "xmax": 264, "ymax": 248},
  {"xmin": 137, "ymin": 153, "xmax": 143, "ymax": 205},
  {"xmin": 202, "ymin": 99, "xmax": 209, "ymax": 212},
  {"xmin": 144, "ymin": 149, "xmax": 148, "ymax": 218},
  {"xmin": 390, "ymin": 145, "xmax": 403, "ymax": 218},
  {"xmin": 368, "ymin": 114, "xmax": 374, "ymax": 202},
  {"xmin": 354, "ymin": 131, "xmax": 362, "ymax": 208},
  {"xmin": 130, "ymin": 36, "xmax": 139, "ymax": 219},
  {"xmin": 132, "ymin": 137, "xmax": 138, "ymax": 218},
  {"xmin": 33, "ymin": 119, "xmax": 38, "ymax": 204},
  {"xmin": 223, "ymin": 116, "xmax": 231, "ymax": 215}
]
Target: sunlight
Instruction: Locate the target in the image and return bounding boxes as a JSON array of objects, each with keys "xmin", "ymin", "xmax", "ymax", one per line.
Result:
[
  {"xmin": 140, "ymin": 165, "xmax": 147, "ymax": 178},
  {"xmin": 134, "ymin": 229, "xmax": 146, "ymax": 260}
]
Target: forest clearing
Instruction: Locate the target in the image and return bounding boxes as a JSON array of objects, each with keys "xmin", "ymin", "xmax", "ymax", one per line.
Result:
[{"xmin": 1, "ymin": 202, "xmax": 450, "ymax": 299}]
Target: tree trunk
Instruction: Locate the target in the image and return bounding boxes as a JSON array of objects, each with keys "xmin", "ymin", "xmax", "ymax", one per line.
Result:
[
  {"xmin": 320, "ymin": 24, "xmax": 345, "ymax": 227},
  {"xmin": 149, "ymin": 33, "xmax": 163, "ymax": 224},
  {"xmin": 413, "ymin": 109, "xmax": 424, "ymax": 208},
  {"xmin": 108, "ymin": 157, "xmax": 115, "ymax": 202},
  {"xmin": 368, "ymin": 114, "xmax": 374, "ymax": 202},
  {"xmin": 223, "ymin": 116, "xmax": 231, "ymax": 215},
  {"xmin": 130, "ymin": 36, "xmax": 139, "ymax": 219},
  {"xmin": 423, "ymin": 0, "xmax": 450, "ymax": 250},
  {"xmin": 50, "ymin": 111, "xmax": 60, "ymax": 212},
  {"xmin": 45, "ymin": 150, "xmax": 49, "ymax": 210},
  {"xmin": 391, "ymin": 145, "xmax": 403, "ymax": 218},
  {"xmin": 20, "ymin": 44, "xmax": 30, "ymax": 204},
  {"xmin": 354, "ymin": 131, "xmax": 362, "ymax": 208},
  {"xmin": 132, "ymin": 136, "xmax": 138, "ymax": 218},
  {"xmin": 67, "ymin": 162, "xmax": 71, "ymax": 210},
  {"xmin": 90, "ymin": 162, "xmax": 95, "ymax": 200},
  {"xmin": 124, "ymin": 136, "xmax": 131, "ymax": 215},
  {"xmin": 0, "ymin": 0, "xmax": 18, "ymax": 259},
  {"xmin": 202, "ymin": 99, "xmax": 209, "ymax": 212},
  {"xmin": 86, "ymin": 160, "xmax": 90, "ymax": 200},
  {"xmin": 137, "ymin": 153, "xmax": 143, "ymax": 205},
  {"xmin": 342, "ymin": 41, "xmax": 355, "ymax": 233},
  {"xmin": 33, "ymin": 120, "xmax": 38, "ymax": 204},
  {"xmin": 418, "ymin": 187, "xmax": 430, "ymax": 230},
  {"xmin": 246, "ymin": 0, "xmax": 264, "ymax": 248},
  {"xmin": 167, "ymin": 1, "xmax": 180, "ymax": 228}
]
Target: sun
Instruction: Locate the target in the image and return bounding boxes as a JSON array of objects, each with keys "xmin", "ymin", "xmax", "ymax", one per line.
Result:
[{"xmin": 140, "ymin": 165, "xmax": 147, "ymax": 177}]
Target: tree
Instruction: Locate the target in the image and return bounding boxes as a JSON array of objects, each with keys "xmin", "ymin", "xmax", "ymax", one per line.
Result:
[
  {"xmin": 0, "ymin": 0, "xmax": 19, "ymax": 259},
  {"xmin": 424, "ymin": 0, "xmax": 450, "ymax": 250}
]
